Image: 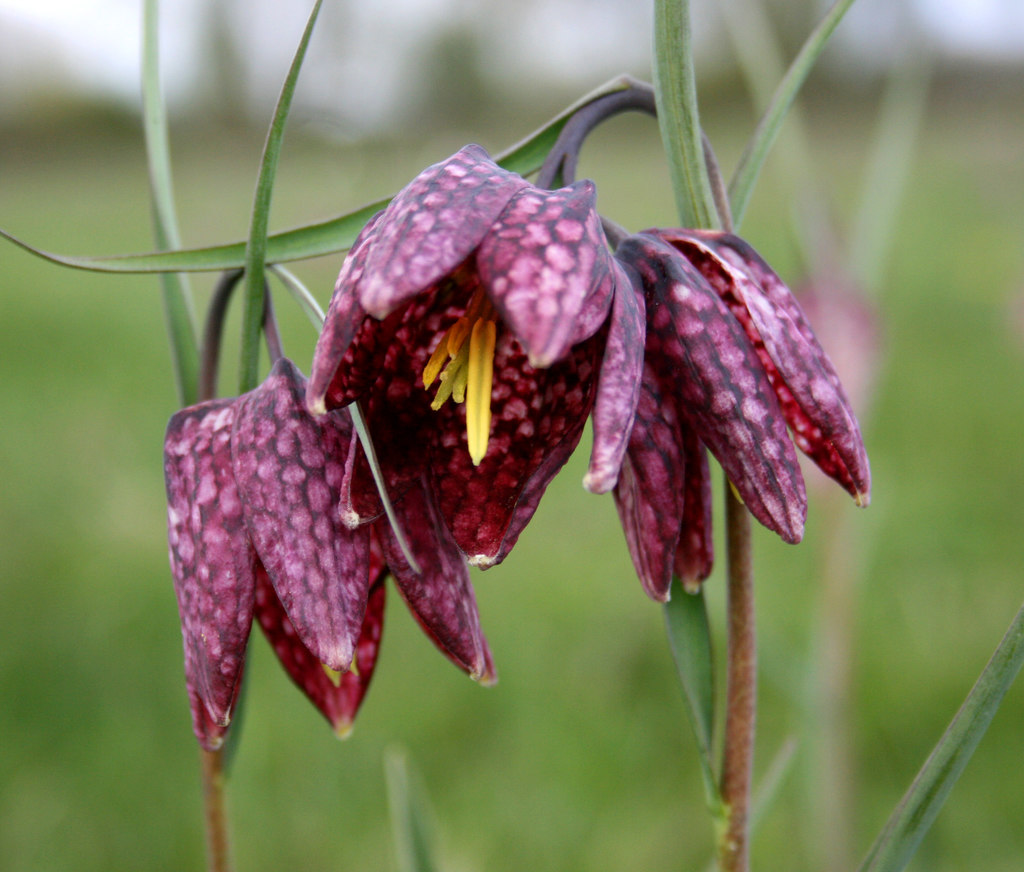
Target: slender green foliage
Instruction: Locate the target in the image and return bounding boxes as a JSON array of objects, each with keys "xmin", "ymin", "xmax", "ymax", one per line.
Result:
[
  {"xmin": 386, "ymin": 750, "xmax": 442, "ymax": 872},
  {"xmin": 142, "ymin": 0, "xmax": 199, "ymax": 405}
]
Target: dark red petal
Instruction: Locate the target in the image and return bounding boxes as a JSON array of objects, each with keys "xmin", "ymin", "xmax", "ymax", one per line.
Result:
[
  {"xmin": 359, "ymin": 144, "xmax": 529, "ymax": 318},
  {"xmin": 429, "ymin": 328, "xmax": 601, "ymax": 565},
  {"xmin": 231, "ymin": 359, "xmax": 371, "ymax": 672},
  {"xmin": 307, "ymin": 213, "xmax": 384, "ymax": 414},
  {"xmin": 477, "ymin": 180, "xmax": 614, "ymax": 367},
  {"xmin": 673, "ymin": 433, "xmax": 713, "ymax": 589},
  {"xmin": 659, "ymin": 229, "xmax": 871, "ymax": 504},
  {"xmin": 620, "ymin": 234, "xmax": 806, "ymax": 543},
  {"xmin": 378, "ymin": 475, "xmax": 489, "ymax": 680},
  {"xmin": 585, "ymin": 260, "xmax": 645, "ymax": 494},
  {"xmin": 612, "ymin": 361, "xmax": 688, "ymax": 602},
  {"xmin": 254, "ymin": 558, "xmax": 386, "ymax": 737},
  {"xmin": 164, "ymin": 399, "xmax": 255, "ymax": 732}
]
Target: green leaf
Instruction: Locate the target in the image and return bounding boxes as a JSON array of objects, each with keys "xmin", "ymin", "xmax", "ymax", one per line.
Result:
[
  {"xmin": 664, "ymin": 582, "xmax": 722, "ymax": 812},
  {"xmin": 385, "ymin": 749, "xmax": 442, "ymax": 872},
  {"xmin": 0, "ymin": 76, "xmax": 635, "ymax": 277},
  {"xmin": 652, "ymin": 0, "xmax": 715, "ymax": 228},
  {"xmin": 728, "ymin": 0, "xmax": 859, "ymax": 229},
  {"xmin": 857, "ymin": 601, "xmax": 1024, "ymax": 872},
  {"xmin": 142, "ymin": 0, "xmax": 199, "ymax": 405},
  {"xmin": 237, "ymin": 0, "xmax": 322, "ymax": 393}
]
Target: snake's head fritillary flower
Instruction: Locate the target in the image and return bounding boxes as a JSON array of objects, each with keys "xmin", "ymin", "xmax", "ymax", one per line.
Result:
[
  {"xmin": 306, "ymin": 144, "xmax": 640, "ymax": 567},
  {"xmin": 164, "ymin": 358, "xmax": 492, "ymax": 750},
  {"xmin": 611, "ymin": 230, "xmax": 870, "ymax": 600}
]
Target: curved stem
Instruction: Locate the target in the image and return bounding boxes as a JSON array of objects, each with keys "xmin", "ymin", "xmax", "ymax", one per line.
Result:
[
  {"xmin": 200, "ymin": 747, "xmax": 233, "ymax": 872},
  {"xmin": 535, "ymin": 82, "xmax": 656, "ymax": 189},
  {"xmin": 718, "ymin": 483, "xmax": 756, "ymax": 872}
]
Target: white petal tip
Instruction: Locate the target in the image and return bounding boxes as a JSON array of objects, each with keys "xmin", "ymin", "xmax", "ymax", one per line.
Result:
[{"xmin": 468, "ymin": 553, "xmax": 496, "ymax": 568}]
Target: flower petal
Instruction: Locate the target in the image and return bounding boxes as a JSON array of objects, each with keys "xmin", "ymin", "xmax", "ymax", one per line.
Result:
[
  {"xmin": 612, "ymin": 360, "xmax": 688, "ymax": 602},
  {"xmin": 378, "ymin": 474, "xmax": 490, "ymax": 680},
  {"xmin": 584, "ymin": 260, "xmax": 645, "ymax": 494},
  {"xmin": 253, "ymin": 556, "xmax": 387, "ymax": 738},
  {"xmin": 164, "ymin": 399, "xmax": 255, "ymax": 733},
  {"xmin": 477, "ymin": 180, "xmax": 614, "ymax": 367},
  {"xmin": 673, "ymin": 432, "xmax": 713, "ymax": 590},
  {"xmin": 619, "ymin": 234, "xmax": 806, "ymax": 543},
  {"xmin": 231, "ymin": 359, "xmax": 371, "ymax": 672},
  {"xmin": 429, "ymin": 327, "xmax": 601, "ymax": 565},
  {"xmin": 307, "ymin": 212, "xmax": 384, "ymax": 415},
  {"xmin": 660, "ymin": 230, "xmax": 871, "ymax": 504},
  {"xmin": 359, "ymin": 144, "xmax": 529, "ymax": 318}
]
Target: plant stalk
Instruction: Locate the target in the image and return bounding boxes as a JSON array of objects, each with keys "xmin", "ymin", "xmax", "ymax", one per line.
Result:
[
  {"xmin": 718, "ymin": 483, "xmax": 756, "ymax": 872},
  {"xmin": 200, "ymin": 747, "xmax": 233, "ymax": 872}
]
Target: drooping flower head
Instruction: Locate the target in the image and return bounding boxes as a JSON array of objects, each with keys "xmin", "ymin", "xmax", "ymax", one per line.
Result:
[
  {"xmin": 610, "ymin": 229, "xmax": 871, "ymax": 600},
  {"xmin": 164, "ymin": 358, "xmax": 493, "ymax": 750},
  {"xmin": 306, "ymin": 144, "xmax": 642, "ymax": 568}
]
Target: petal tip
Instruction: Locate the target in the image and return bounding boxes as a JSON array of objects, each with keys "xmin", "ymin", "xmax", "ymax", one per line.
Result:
[
  {"xmin": 854, "ymin": 489, "xmax": 871, "ymax": 508},
  {"xmin": 307, "ymin": 395, "xmax": 327, "ymax": 417},
  {"xmin": 681, "ymin": 577, "xmax": 703, "ymax": 595},
  {"xmin": 468, "ymin": 553, "xmax": 497, "ymax": 569},
  {"xmin": 582, "ymin": 469, "xmax": 616, "ymax": 494},
  {"xmin": 333, "ymin": 719, "xmax": 355, "ymax": 740}
]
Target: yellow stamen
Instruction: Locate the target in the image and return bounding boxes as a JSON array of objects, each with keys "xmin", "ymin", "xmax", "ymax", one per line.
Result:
[
  {"xmin": 446, "ymin": 316, "xmax": 472, "ymax": 356},
  {"xmin": 322, "ymin": 664, "xmax": 342, "ymax": 687},
  {"xmin": 466, "ymin": 318, "xmax": 497, "ymax": 465},
  {"xmin": 423, "ymin": 335, "xmax": 453, "ymax": 388}
]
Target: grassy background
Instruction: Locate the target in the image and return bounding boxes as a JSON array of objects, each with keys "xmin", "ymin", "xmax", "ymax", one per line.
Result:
[{"xmin": 2, "ymin": 81, "xmax": 1024, "ymax": 872}]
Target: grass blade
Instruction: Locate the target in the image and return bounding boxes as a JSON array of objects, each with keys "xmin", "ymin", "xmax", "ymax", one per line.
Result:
[
  {"xmin": 664, "ymin": 583, "xmax": 722, "ymax": 811},
  {"xmin": 141, "ymin": 0, "xmax": 199, "ymax": 405},
  {"xmin": 857, "ymin": 601, "xmax": 1024, "ymax": 872},
  {"xmin": 728, "ymin": 0, "xmax": 858, "ymax": 229},
  {"xmin": 237, "ymin": 0, "xmax": 323, "ymax": 393},
  {"xmin": 385, "ymin": 749, "xmax": 442, "ymax": 872}
]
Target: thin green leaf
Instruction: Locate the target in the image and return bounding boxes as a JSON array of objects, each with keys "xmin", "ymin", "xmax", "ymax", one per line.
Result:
[
  {"xmin": 652, "ymin": 0, "xmax": 715, "ymax": 228},
  {"xmin": 238, "ymin": 0, "xmax": 323, "ymax": 393},
  {"xmin": 0, "ymin": 75, "xmax": 636, "ymax": 277},
  {"xmin": 142, "ymin": 0, "xmax": 199, "ymax": 405},
  {"xmin": 858, "ymin": 601, "xmax": 1024, "ymax": 872},
  {"xmin": 847, "ymin": 53, "xmax": 931, "ymax": 295},
  {"xmin": 385, "ymin": 749, "xmax": 442, "ymax": 872},
  {"xmin": 664, "ymin": 582, "xmax": 722, "ymax": 812},
  {"xmin": 728, "ymin": 0, "xmax": 858, "ymax": 229}
]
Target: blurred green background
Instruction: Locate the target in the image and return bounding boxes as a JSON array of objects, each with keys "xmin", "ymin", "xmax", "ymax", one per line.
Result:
[{"xmin": 3, "ymin": 5, "xmax": 1024, "ymax": 871}]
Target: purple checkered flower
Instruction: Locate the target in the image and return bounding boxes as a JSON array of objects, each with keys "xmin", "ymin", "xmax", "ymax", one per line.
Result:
[
  {"xmin": 611, "ymin": 230, "xmax": 871, "ymax": 600},
  {"xmin": 164, "ymin": 358, "xmax": 493, "ymax": 750},
  {"xmin": 306, "ymin": 144, "xmax": 641, "ymax": 568}
]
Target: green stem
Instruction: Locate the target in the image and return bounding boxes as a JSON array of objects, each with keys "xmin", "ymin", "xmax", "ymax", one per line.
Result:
[
  {"xmin": 718, "ymin": 484, "xmax": 756, "ymax": 872},
  {"xmin": 652, "ymin": 0, "xmax": 715, "ymax": 228}
]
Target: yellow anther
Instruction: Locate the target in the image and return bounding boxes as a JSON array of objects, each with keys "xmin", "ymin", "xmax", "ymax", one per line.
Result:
[
  {"xmin": 423, "ymin": 336, "xmax": 452, "ymax": 388},
  {"xmin": 446, "ymin": 316, "xmax": 472, "ymax": 356},
  {"xmin": 466, "ymin": 318, "xmax": 497, "ymax": 466}
]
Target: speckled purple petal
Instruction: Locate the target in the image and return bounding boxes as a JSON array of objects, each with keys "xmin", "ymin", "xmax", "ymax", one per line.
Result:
[
  {"xmin": 164, "ymin": 398, "xmax": 255, "ymax": 734},
  {"xmin": 359, "ymin": 145, "xmax": 529, "ymax": 318},
  {"xmin": 307, "ymin": 212, "xmax": 384, "ymax": 415},
  {"xmin": 619, "ymin": 233, "xmax": 806, "ymax": 543},
  {"xmin": 253, "ymin": 555, "xmax": 386, "ymax": 737},
  {"xmin": 477, "ymin": 180, "xmax": 614, "ymax": 367},
  {"xmin": 377, "ymin": 475, "xmax": 489, "ymax": 680},
  {"xmin": 612, "ymin": 361, "xmax": 688, "ymax": 602},
  {"xmin": 660, "ymin": 229, "xmax": 870, "ymax": 504},
  {"xmin": 584, "ymin": 260, "xmax": 645, "ymax": 494},
  {"xmin": 231, "ymin": 358, "xmax": 372, "ymax": 672},
  {"xmin": 428, "ymin": 324, "xmax": 601, "ymax": 566},
  {"xmin": 674, "ymin": 433, "xmax": 713, "ymax": 589}
]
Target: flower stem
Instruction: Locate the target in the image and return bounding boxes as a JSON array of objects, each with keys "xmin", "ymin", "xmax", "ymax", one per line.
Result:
[
  {"xmin": 718, "ymin": 482, "xmax": 756, "ymax": 872},
  {"xmin": 200, "ymin": 747, "xmax": 233, "ymax": 872}
]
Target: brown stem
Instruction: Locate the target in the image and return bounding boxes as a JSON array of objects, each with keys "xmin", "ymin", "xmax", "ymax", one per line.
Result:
[
  {"xmin": 718, "ymin": 483, "xmax": 756, "ymax": 872},
  {"xmin": 200, "ymin": 747, "xmax": 233, "ymax": 872}
]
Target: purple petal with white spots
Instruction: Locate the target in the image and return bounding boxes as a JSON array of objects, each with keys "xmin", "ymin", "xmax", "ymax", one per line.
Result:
[
  {"xmin": 164, "ymin": 398, "xmax": 255, "ymax": 733},
  {"xmin": 619, "ymin": 233, "xmax": 806, "ymax": 543},
  {"xmin": 232, "ymin": 359, "xmax": 372, "ymax": 672},
  {"xmin": 378, "ymin": 475, "xmax": 490, "ymax": 680},
  {"xmin": 659, "ymin": 229, "xmax": 870, "ymax": 504},
  {"xmin": 477, "ymin": 180, "xmax": 614, "ymax": 367},
  {"xmin": 307, "ymin": 212, "xmax": 384, "ymax": 415},
  {"xmin": 584, "ymin": 260, "xmax": 645, "ymax": 494},
  {"xmin": 673, "ymin": 432, "xmax": 713, "ymax": 589},
  {"xmin": 359, "ymin": 145, "xmax": 529, "ymax": 318},
  {"xmin": 612, "ymin": 361, "xmax": 688, "ymax": 602}
]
